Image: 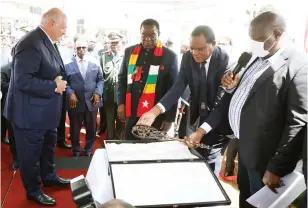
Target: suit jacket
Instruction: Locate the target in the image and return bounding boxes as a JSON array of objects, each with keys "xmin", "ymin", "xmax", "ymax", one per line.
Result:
[
  {"xmin": 66, "ymin": 57, "xmax": 103, "ymax": 112},
  {"xmin": 1, "ymin": 62, "xmax": 12, "ymax": 111},
  {"xmin": 159, "ymin": 47, "xmax": 232, "ymax": 140},
  {"xmin": 118, "ymin": 45, "xmax": 178, "ymax": 122},
  {"xmin": 235, "ymin": 46, "xmax": 308, "ymax": 172},
  {"xmin": 3, "ymin": 27, "xmax": 65, "ymax": 130},
  {"xmin": 266, "ymin": 125, "xmax": 306, "ymax": 178}
]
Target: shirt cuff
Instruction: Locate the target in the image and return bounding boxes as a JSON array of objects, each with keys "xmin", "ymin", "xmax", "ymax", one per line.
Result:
[
  {"xmin": 200, "ymin": 122, "xmax": 212, "ymax": 134},
  {"xmin": 225, "ymin": 88, "xmax": 235, "ymax": 94},
  {"xmin": 157, "ymin": 103, "xmax": 166, "ymax": 113}
]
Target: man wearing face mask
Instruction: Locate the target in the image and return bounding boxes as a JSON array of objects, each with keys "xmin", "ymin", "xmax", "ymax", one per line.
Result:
[
  {"xmin": 137, "ymin": 25, "xmax": 232, "ymax": 175},
  {"xmin": 117, "ymin": 19, "xmax": 178, "ymax": 140},
  {"xmin": 221, "ymin": 12, "xmax": 307, "ymax": 207}
]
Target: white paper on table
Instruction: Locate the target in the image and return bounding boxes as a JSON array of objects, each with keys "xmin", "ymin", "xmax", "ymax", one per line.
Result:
[
  {"xmin": 110, "ymin": 162, "xmax": 228, "ymax": 206},
  {"xmin": 247, "ymin": 171, "xmax": 306, "ymax": 208},
  {"xmin": 105, "ymin": 141, "xmax": 199, "ymax": 162}
]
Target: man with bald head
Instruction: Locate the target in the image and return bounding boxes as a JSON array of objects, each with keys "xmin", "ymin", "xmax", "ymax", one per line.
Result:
[
  {"xmin": 221, "ymin": 12, "xmax": 307, "ymax": 207},
  {"xmin": 99, "ymin": 199, "xmax": 135, "ymax": 208},
  {"xmin": 3, "ymin": 8, "xmax": 71, "ymax": 206}
]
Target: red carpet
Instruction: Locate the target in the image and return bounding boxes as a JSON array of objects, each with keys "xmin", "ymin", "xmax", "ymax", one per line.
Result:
[
  {"xmin": 2, "ymin": 170, "xmax": 88, "ymax": 208},
  {"xmin": 1, "ymin": 113, "xmax": 105, "ymax": 207}
]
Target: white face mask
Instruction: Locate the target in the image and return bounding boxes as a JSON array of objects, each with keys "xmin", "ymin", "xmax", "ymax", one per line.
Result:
[{"xmin": 250, "ymin": 32, "xmax": 276, "ymax": 57}]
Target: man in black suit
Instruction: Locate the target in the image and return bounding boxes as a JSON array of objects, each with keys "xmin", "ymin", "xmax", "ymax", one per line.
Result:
[
  {"xmin": 117, "ymin": 19, "xmax": 178, "ymax": 140},
  {"xmin": 137, "ymin": 25, "xmax": 232, "ymax": 174},
  {"xmin": 1, "ymin": 60, "xmax": 18, "ymax": 170},
  {"xmin": 221, "ymin": 12, "xmax": 307, "ymax": 207},
  {"xmin": 3, "ymin": 8, "xmax": 71, "ymax": 206}
]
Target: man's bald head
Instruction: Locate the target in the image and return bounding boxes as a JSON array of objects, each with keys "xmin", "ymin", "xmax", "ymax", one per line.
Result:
[
  {"xmin": 99, "ymin": 199, "xmax": 135, "ymax": 208},
  {"xmin": 251, "ymin": 11, "xmax": 286, "ymax": 35},
  {"xmin": 249, "ymin": 11, "xmax": 286, "ymax": 57},
  {"xmin": 40, "ymin": 8, "xmax": 67, "ymax": 42}
]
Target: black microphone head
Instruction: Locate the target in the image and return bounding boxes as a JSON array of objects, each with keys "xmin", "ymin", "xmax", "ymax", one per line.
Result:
[{"xmin": 238, "ymin": 52, "xmax": 252, "ymax": 67}]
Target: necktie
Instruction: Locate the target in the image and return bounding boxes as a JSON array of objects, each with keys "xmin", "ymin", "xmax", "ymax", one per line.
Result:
[
  {"xmin": 53, "ymin": 43, "xmax": 60, "ymax": 56},
  {"xmin": 199, "ymin": 61, "xmax": 208, "ymax": 123},
  {"xmin": 80, "ymin": 60, "xmax": 87, "ymax": 79}
]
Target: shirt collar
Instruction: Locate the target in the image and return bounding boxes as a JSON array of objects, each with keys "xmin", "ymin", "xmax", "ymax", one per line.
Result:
[
  {"xmin": 76, "ymin": 55, "xmax": 88, "ymax": 63},
  {"xmin": 266, "ymin": 47, "xmax": 285, "ymax": 65},
  {"xmin": 39, "ymin": 26, "xmax": 57, "ymax": 45},
  {"xmin": 200, "ymin": 55, "xmax": 212, "ymax": 67}
]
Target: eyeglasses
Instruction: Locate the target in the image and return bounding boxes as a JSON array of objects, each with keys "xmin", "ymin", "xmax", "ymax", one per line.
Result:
[{"xmin": 77, "ymin": 47, "xmax": 86, "ymax": 50}]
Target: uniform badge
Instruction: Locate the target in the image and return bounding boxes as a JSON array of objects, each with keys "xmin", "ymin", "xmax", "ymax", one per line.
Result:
[{"xmin": 201, "ymin": 102, "xmax": 206, "ymax": 110}]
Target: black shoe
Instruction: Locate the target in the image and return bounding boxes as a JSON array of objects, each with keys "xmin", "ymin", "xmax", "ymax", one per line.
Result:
[
  {"xmin": 57, "ymin": 140, "xmax": 72, "ymax": 149},
  {"xmin": 12, "ymin": 160, "xmax": 19, "ymax": 170},
  {"xmin": 43, "ymin": 177, "xmax": 71, "ymax": 187},
  {"xmin": 1, "ymin": 138, "xmax": 9, "ymax": 145},
  {"xmin": 27, "ymin": 193, "xmax": 56, "ymax": 206}
]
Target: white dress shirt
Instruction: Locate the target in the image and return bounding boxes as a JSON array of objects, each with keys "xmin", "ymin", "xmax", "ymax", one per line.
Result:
[
  {"xmin": 157, "ymin": 55, "xmax": 212, "ymax": 133},
  {"xmin": 228, "ymin": 49, "xmax": 285, "ymax": 139},
  {"xmin": 39, "ymin": 26, "xmax": 57, "ymax": 45}
]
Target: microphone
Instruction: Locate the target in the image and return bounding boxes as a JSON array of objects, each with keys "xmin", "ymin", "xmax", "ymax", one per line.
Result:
[
  {"xmin": 211, "ymin": 52, "xmax": 252, "ymax": 110},
  {"xmin": 231, "ymin": 52, "xmax": 252, "ymax": 78}
]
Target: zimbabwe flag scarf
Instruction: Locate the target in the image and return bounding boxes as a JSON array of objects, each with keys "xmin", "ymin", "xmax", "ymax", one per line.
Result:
[{"xmin": 125, "ymin": 41, "xmax": 163, "ymax": 117}]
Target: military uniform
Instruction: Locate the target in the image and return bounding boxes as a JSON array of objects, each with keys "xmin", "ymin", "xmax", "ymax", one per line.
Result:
[{"xmin": 100, "ymin": 50, "xmax": 125, "ymax": 140}]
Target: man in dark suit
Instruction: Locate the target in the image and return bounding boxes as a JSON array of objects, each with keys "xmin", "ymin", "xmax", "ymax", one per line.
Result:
[
  {"xmin": 221, "ymin": 12, "xmax": 307, "ymax": 207},
  {"xmin": 1, "ymin": 60, "xmax": 18, "ymax": 170},
  {"xmin": 66, "ymin": 39, "xmax": 103, "ymax": 157},
  {"xmin": 117, "ymin": 19, "xmax": 178, "ymax": 140},
  {"xmin": 1, "ymin": 62, "xmax": 11, "ymax": 145},
  {"xmin": 3, "ymin": 8, "xmax": 70, "ymax": 206},
  {"xmin": 138, "ymin": 25, "xmax": 232, "ymax": 174}
]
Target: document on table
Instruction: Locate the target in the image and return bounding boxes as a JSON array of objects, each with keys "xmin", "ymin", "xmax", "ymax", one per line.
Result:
[
  {"xmin": 105, "ymin": 141, "xmax": 199, "ymax": 161},
  {"xmin": 247, "ymin": 171, "xmax": 306, "ymax": 208}
]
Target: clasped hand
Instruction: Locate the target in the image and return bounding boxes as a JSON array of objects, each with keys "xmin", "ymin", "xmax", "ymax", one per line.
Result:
[{"xmin": 55, "ymin": 76, "xmax": 67, "ymax": 94}]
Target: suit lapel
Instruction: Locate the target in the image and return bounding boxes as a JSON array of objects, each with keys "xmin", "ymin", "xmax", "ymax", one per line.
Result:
[
  {"xmin": 244, "ymin": 53, "xmax": 287, "ymax": 105},
  {"xmin": 37, "ymin": 27, "xmax": 65, "ymax": 70},
  {"xmin": 191, "ymin": 60, "xmax": 200, "ymax": 94},
  {"xmin": 207, "ymin": 48, "xmax": 219, "ymax": 86},
  {"xmin": 85, "ymin": 62, "xmax": 93, "ymax": 80}
]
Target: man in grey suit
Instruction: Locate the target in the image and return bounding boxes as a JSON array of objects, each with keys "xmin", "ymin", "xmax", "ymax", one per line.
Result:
[
  {"xmin": 221, "ymin": 12, "xmax": 307, "ymax": 207},
  {"xmin": 66, "ymin": 39, "xmax": 103, "ymax": 157}
]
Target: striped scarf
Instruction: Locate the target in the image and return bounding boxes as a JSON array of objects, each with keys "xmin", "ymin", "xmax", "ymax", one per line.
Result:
[{"xmin": 125, "ymin": 41, "xmax": 163, "ymax": 117}]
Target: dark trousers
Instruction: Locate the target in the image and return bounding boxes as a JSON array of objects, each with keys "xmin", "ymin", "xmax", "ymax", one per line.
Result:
[
  {"xmin": 98, "ymin": 106, "xmax": 107, "ymax": 132},
  {"xmin": 1, "ymin": 115, "xmax": 18, "ymax": 160},
  {"xmin": 12, "ymin": 124, "xmax": 58, "ymax": 197},
  {"xmin": 178, "ymin": 107, "xmax": 188, "ymax": 139},
  {"xmin": 68, "ymin": 108, "xmax": 97, "ymax": 154},
  {"xmin": 104, "ymin": 102, "xmax": 125, "ymax": 140},
  {"xmin": 238, "ymin": 156, "xmax": 265, "ymax": 208},
  {"xmin": 225, "ymin": 139, "xmax": 239, "ymax": 174},
  {"xmin": 57, "ymin": 100, "xmax": 66, "ymax": 142}
]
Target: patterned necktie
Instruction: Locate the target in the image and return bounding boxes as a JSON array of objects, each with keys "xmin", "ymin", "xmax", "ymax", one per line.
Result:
[{"xmin": 80, "ymin": 59, "xmax": 87, "ymax": 79}]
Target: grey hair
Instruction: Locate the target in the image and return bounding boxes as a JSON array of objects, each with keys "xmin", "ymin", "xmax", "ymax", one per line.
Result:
[{"xmin": 40, "ymin": 8, "xmax": 65, "ymax": 25}]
